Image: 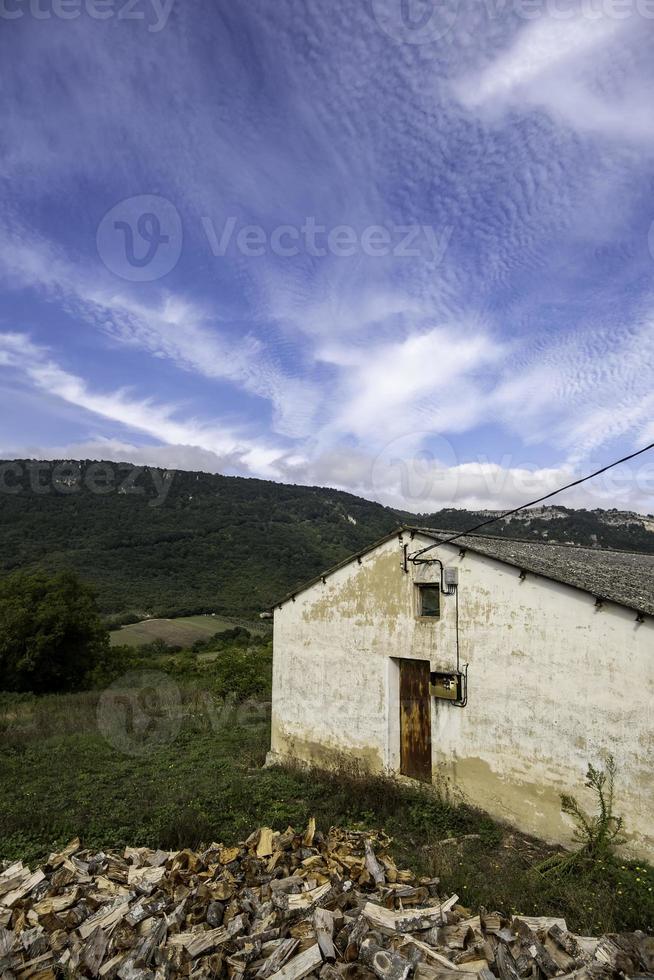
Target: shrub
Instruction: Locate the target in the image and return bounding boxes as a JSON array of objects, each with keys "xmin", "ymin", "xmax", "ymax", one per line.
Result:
[
  {"xmin": 540, "ymin": 755, "xmax": 626, "ymax": 875},
  {"xmin": 211, "ymin": 642, "xmax": 272, "ymax": 701},
  {"xmin": 562, "ymin": 755, "xmax": 625, "ymax": 858},
  {"xmin": 0, "ymin": 569, "xmax": 110, "ymax": 693}
]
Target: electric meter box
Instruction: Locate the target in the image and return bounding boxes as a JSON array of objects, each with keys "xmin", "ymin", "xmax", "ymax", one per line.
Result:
[
  {"xmin": 430, "ymin": 670, "xmax": 463, "ymax": 701},
  {"xmin": 443, "ymin": 567, "xmax": 459, "ymax": 588}
]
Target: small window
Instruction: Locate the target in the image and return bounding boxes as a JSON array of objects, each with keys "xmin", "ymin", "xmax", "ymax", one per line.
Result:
[{"xmin": 417, "ymin": 584, "xmax": 440, "ymax": 618}]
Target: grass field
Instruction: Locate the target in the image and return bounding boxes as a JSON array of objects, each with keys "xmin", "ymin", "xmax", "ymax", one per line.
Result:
[
  {"xmin": 110, "ymin": 614, "xmax": 269, "ymax": 648},
  {"xmin": 1, "ymin": 668, "xmax": 653, "ymax": 936}
]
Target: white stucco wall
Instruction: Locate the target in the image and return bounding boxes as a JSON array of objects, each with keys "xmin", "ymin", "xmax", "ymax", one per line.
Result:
[{"xmin": 270, "ymin": 531, "xmax": 654, "ymax": 859}]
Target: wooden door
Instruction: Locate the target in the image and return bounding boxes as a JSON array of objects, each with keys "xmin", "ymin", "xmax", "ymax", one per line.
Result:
[{"xmin": 399, "ymin": 659, "xmax": 432, "ymax": 782}]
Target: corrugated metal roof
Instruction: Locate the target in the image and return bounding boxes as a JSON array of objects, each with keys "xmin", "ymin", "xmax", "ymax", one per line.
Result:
[{"xmin": 274, "ymin": 526, "xmax": 654, "ymax": 617}]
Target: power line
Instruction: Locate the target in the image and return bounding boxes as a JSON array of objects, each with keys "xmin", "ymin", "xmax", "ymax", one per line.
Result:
[{"xmin": 411, "ymin": 440, "xmax": 654, "ymax": 559}]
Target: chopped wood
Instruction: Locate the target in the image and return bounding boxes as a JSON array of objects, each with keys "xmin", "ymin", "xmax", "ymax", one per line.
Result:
[
  {"xmin": 547, "ymin": 925, "xmax": 590, "ymax": 966},
  {"xmin": 257, "ymin": 938, "xmax": 300, "ymax": 978},
  {"xmin": 344, "ymin": 911, "xmax": 370, "ymax": 962},
  {"xmin": 514, "ymin": 916, "xmax": 567, "ymax": 933},
  {"xmin": 78, "ymin": 898, "xmax": 131, "ymax": 939},
  {"xmin": 400, "ymin": 936, "xmax": 460, "ymax": 970},
  {"xmin": 2, "ymin": 870, "xmax": 46, "ymax": 908},
  {"xmin": 287, "ymin": 883, "xmax": 332, "ymax": 912},
  {"xmin": 258, "ymin": 829, "xmax": 276, "ymax": 859},
  {"xmin": 414, "ymin": 965, "xmax": 460, "ymax": 980},
  {"xmin": 127, "ymin": 865, "xmax": 166, "ymax": 890},
  {"xmin": 364, "ymin": 841, "xmax": 385, "ymax": 888},
  {"xmin": 167, "ymin": 926, "xmax": 229, "ymax": 958},
  {"xmin": 302, "ymin": 819, "xmax": 317, "ymax": 848},
  {"xmin": 573, "ymin": 937, "xmax": 600, "ymax": 958},
  {"xmin": 362, "ymin": 896, "xmax": 459, "ymax": 935},
  {"xmin": 495, "ymin": 945, "xmax": 520, "ymax": 980},
  {"xmin": 0, "ymin": 823, "xmax": 647, "ymax": 980},
  {"xmin": 313, "ymin": 908, "xmax": 335, "ymax": 962},
  {"xmin": 512, "ymin": 919, "xmax": 561, "ymax": 978},
  {"xmin": 268, "ymin": 943, "xmax": 322, "ymax": 980},
  {"xmin": 360, "ymin": 938, "xmax": 412, "ymax": 980},
  {"xmin": 81, "ymin": 925, "xmax": 110, "ymax": 975}
]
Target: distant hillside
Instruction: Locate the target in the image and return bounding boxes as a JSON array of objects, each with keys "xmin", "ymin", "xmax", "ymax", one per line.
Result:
[
  {"xmin": 0, "ymin": 461, "xmax": 398, "ymax": 620},
  {"xmin": 1, "ymin": 459, "xmax": 652, "ymax": 621},
  {"xmin": 409, "ymin": 505, "xmax": 654, "ymax": 554}
]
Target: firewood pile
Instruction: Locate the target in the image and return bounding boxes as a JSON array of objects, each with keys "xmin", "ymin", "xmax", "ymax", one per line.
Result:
[{"xmin": 0, "ymin": 820, "xmax": 652, "ymax": 980}]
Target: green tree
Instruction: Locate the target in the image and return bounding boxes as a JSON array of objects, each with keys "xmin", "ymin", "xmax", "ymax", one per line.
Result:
[{"xmin": 0, "ymin": 569, "xmax": 110, "ymax": 693}]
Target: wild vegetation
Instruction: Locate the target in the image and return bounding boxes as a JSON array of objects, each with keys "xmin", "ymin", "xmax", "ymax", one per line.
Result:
[
  {"xmin": 1, "ymin": 459, "xmax": 653, "ymax": 622},
  {"xmin": 1, "ymin": 626, "xmax": 653, "ymax": 936}
]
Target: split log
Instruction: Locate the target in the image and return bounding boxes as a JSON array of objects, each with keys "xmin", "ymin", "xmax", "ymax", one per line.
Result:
[
  {"xmin": 495, "ymin": 944, "xmax": 521, "ymax": 980},
  {"xmin": 167, "ymin": 926, "xmax": 229, "ymax": 959},
  {"xmin": 363, "ymin": 897, "xmax": 459, "ymax": 935},
  {"xmin": 360, "ymin": 937, "xmax": 412, "ymax": 980},
  {"xmin": 258, "ymin": 939, "xmax": 300, "ymax": 979},
  {"xmin": 2, "ymin": 870, "xmax": 46, "ymax": 908},
  {"xmin": 303, "ymin": 819, "xmax": 317, "ymax": 848},
  {"xmin": 78, "ymin": 899, "xmax": 131, "ymax": 940},
  {"xmin": 364, "ymin": 842, "xmax": 385, "ymax": 888},
  {"xmin": 257, "ymin": 829, "xmax": 275, "ymax": 859},
  {"xmin": 268, "ymin": 944, "xmax": 323, "ymax": 980},
  {"xmin": 314, "ymin": 908, "xmax": 336, "ymax": 963},
  {"xmin": 513, "ymin": 919, "xmax": 562, "ymax": 977},
  {"xmin": 547, "ymin": 925, "xmax": 589, "ymax": 967},
  {"xmin": 400, "ymin": 936, "xmax": 460, "ymax": 970},
  {"xmin": 345, "ymin": 914, "xmax": 370, "ymax": 962},
  {"xmin": 81, "ymin": 926, "xmax": 110, "ymax": 976},
  {"xmin": 287, "ymin": 884, "xmax": 332, "ymax": 913}
]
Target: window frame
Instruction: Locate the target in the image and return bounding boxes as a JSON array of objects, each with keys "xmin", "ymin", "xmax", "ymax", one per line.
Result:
[{"xmin": 415, "ymin": 582, "xmax": 441, "ymax": 619}]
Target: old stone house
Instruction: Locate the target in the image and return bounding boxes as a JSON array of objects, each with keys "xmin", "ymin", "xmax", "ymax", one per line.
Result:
[{"xmin": 268, "ymin": 527, "xmax": 654, "ymax": 859}]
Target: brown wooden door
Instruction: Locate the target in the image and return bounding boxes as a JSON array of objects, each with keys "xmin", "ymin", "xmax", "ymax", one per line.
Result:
[{"xmin": 399, "ymin": 659, "xmax": 432, "ymax": 782}]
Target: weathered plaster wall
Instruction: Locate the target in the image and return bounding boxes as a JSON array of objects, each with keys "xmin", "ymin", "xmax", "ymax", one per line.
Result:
[{"xmin": 270, "ymin": 532, "xmax": 654, "ymax": 859}]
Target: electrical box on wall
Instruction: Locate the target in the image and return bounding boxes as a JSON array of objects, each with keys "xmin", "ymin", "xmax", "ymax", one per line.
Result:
[{"xmin": 430, "ymin": 670, "xmax": 463, "ymax": 701}]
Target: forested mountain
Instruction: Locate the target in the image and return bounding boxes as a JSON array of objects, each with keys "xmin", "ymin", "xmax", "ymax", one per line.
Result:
[{"xmin": 1, "ymin": 459, "xmax": 652, "ymax": 621}]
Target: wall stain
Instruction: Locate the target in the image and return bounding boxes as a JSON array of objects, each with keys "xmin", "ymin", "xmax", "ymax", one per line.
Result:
[
  {"xmin": 272, "ymin": 720, "xmax": 383, "ymax": 774},
  {"xmin": 302, "ymin": 547, "xmax": 406, "ymax": 625}
]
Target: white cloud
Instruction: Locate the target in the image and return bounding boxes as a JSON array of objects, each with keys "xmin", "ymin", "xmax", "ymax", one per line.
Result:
[
  {"xmin": 272, "ymin": 442, "xmax": 654, "ymax": 513},
  {"xmin": 0, "ymin": 333, "xmax": 284, "ymax": 476},
  {"xmin": 454, "ymin": 14, "xmax": 654, "ymax": 143},
  {"xmin": 457, "ymin": 16, "xmax": 619, "ymax": 107},
  {"xmin": 0, "ymin": 224, "xmax": 319, "ymax": 440},
  {"xmin": 491, "ymin": 310, "xmax": 654, "ymax": 460},
  {"xmin": 320, "ymin": 326, "xmax": 503, "ymax": 444}
]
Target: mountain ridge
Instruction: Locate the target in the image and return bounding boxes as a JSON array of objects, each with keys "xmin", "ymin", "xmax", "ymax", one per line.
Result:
[{"xmin": 1, "ymin": 458, "xmax": 652, "ymax": 621}]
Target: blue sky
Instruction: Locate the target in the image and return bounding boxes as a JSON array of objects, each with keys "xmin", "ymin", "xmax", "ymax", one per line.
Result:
[{"xmin": 1, "ymin": 0, "xmax": 653, "ymax": 512}]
